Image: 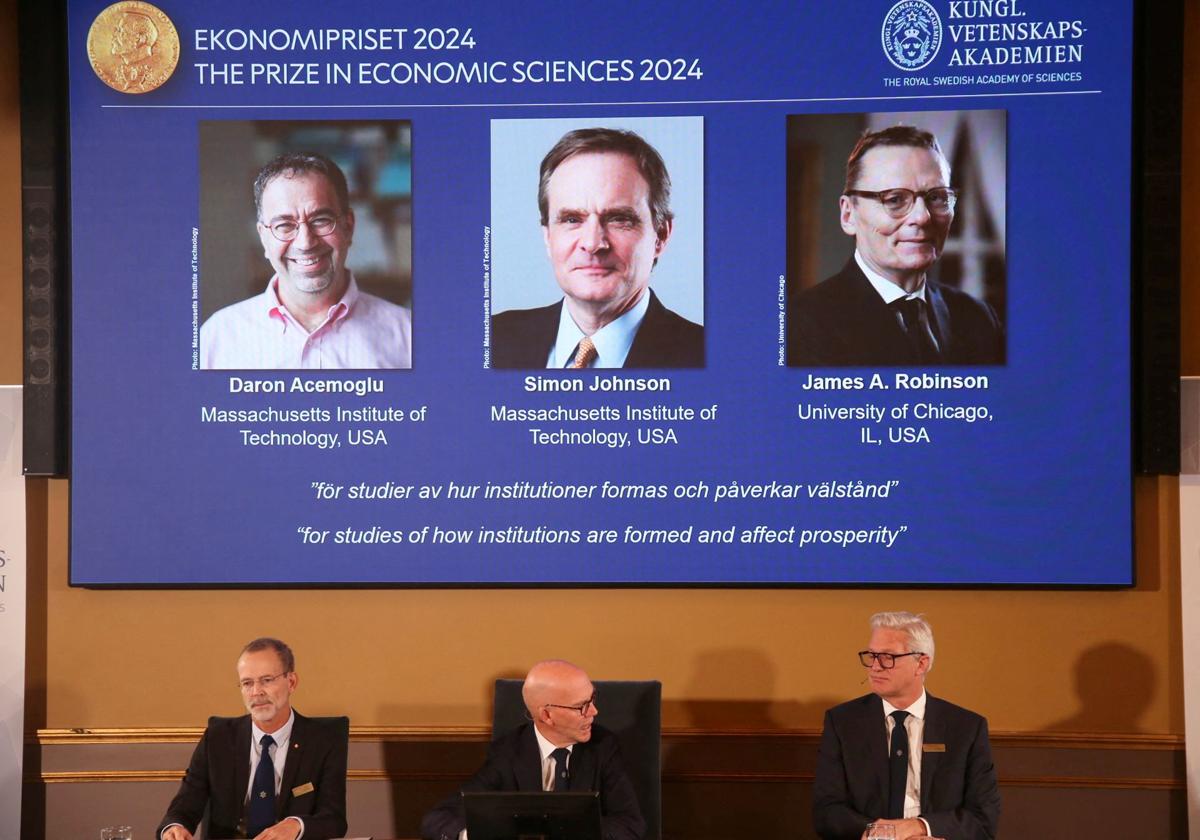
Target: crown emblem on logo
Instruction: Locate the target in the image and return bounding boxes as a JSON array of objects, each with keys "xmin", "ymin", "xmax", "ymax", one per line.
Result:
[{"xmin": 882, "ymin": 0, "xmax": 943, "ymax": 72}]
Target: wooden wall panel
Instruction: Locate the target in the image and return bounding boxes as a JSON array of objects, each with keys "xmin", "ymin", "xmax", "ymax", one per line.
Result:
[{"xmin": 24, "ymin": 729, "xmax": 1188, "ymax": 840}]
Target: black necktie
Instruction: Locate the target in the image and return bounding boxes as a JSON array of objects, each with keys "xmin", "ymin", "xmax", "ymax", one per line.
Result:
[
  {"xmin": 247, "ymin": 734, "xmax": 276, "ymax": 836},
  {"xmin": 887, "ymin": 710, "xmax": 910, "ymax": 819},
  {"xmin": 893, "ymin": 297, "xmax": 941, "ymax": 363},
  {"xmin": 550, "ymin": 747, "xmax": 570, "ymax": 792}
]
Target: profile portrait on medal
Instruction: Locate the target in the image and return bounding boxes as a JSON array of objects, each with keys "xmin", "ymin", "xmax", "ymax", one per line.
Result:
[
  {"xmin": 786, "ymin": 110, "xmax": 1006, "ymax": 368},
  {"xmin": 110, "ymin": 11, "xmax": 159, "ymax": 89},
  {"xmin": 86, "ymin": 1, "xmax": 180, "ymax": 95},
  {"xmin": 488, "ymin": 116, "xmax": 705, "ymax": 370},
  {"xmin": 198, "ymin": 120, "xmax": 413, "ymax": 370}
]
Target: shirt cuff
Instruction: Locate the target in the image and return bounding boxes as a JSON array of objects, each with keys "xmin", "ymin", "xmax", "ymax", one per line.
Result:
[
  {"xmin": 918, "ymin": 816, "xmax": 932, "ymax": 836},
  {"xmin": 160, "ymin": 824, "xmax": 184, "ymax": 840},
  {"xmin": 285, "ymin": 815, "xmax": 305, "ymax": 839}
]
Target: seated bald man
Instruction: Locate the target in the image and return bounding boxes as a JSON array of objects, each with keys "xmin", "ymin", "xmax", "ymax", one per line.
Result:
[{"xmin": 420, "ymin": 660, "xmax": 646, "ymax": 840}]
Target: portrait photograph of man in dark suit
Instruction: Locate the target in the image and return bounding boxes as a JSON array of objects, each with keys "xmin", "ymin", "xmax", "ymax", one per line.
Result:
[
  {"xmin": 787, "ymin": 111, "xmax": 1006, "ymax": 368},
  {"xmin": 489, "ymin": 118, "xmax": 704, "ymax": 369}
]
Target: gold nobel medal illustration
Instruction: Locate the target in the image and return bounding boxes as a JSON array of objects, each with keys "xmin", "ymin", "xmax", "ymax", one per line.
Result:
[{"xmin": 87, "ymin": 1, "xmax": 179, "ymax": 94}]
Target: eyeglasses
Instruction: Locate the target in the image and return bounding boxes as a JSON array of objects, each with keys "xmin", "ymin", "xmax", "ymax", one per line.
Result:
[
  {"xmin": 238, "ymin": 673, "xmax": 289, "ymax": 692},
  {"xmin": 263, "ymin": 215, "xmax": 339, "ymax": 242},
  {"xmin": 858, "ymin": 651, "xmax": 924, "ymax": 669},
  {"xmin": 544, "ymin": 694, "xmax": 597, "ymax": 715},
  {"xmin": 845, "ymin": 187, "xmax": 957, "ymax": 219}
]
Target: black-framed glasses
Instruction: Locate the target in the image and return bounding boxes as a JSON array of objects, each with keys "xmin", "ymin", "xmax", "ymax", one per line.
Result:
[
  {"xmin": 263, "ymin": 214, "xmax": 340, "ymax": 242},
  {"xmin": 544, "ymin": 693, "xmax": 597, "ymax": 715},
  {"xmin": 858, "ymin": 650, "xmax": 924, "ymax": 669},
  {"xmin": 845, "ymin": 187, "xmax": 957, "ymax": 218},
  {"xmin": 238, "ymin": 673, "xmax": 288, "ymax": 692}
]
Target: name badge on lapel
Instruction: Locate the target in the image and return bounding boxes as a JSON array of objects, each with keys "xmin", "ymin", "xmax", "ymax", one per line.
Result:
[
  {"xmin": 292, "ymin": 781, "xmax": 315, "ymax": 797},
  {"xmin": 923, "ymin": 743, "xmax": 946, "ymax": 753}
]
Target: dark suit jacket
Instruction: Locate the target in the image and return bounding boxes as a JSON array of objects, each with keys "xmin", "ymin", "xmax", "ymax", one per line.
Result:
[
  {"xmin": 491, "ymin": 290, "xmax": 703, "ymax": 369},
  {"xmin": 812, "ymin": 693, "xmax": 1000, "ymax": 840},
  {"xmin": 788, "ymin": 260, "xmax": 1004, "ymax": 366},
  {"xmin": 420, "ymin": 723, "xmax": 646, "ymax": 840},
  {"xmin": 157, "ymin": 712, "xmax": 348, "ymax": 840}
]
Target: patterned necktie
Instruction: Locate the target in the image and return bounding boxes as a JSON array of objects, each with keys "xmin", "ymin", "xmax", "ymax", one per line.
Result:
[
  {"xmin": 887, "ymin": 710, "xmax": 910, "ymax": 819},
  {"xmin": 550, "ymin": 747, "xmax": 570, "ymax": 792},
  {"xmin": 247, "ymin": 734, "xmax": 276, "ymax": 836},
  {"xmin": 571, "ymin": 337, "xmax": 597, "ymax": 369},
  {"xmin": 893, "ymin": 297, "xmax": 941, "ymax": 363}
]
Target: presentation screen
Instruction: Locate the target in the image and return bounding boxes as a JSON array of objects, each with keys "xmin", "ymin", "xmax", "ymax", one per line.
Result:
[{"xmin": 68, "ymin": 0, "xmax": 1134, "ymax": 585}]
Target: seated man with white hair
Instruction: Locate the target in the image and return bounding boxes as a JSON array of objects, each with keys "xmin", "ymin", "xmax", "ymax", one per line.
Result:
[
  {"xmin": 420, "ymin": 659, "xmax": 645, "ymax": 840},
  {"xmin": 812, "ymin": 612, "xmax": 1000, "ymax": 840}
]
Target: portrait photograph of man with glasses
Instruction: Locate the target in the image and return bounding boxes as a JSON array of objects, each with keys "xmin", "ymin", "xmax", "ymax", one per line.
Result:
[
  {"xmin": 786, "ymin": 111, "xmax": 1006, "ymax": 368},
  {"xmin": 197, "ymin": 120, "xmax": 413, "ymax": 370}
]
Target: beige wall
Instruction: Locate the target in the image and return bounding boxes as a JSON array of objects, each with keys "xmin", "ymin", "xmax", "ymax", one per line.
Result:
[
  {"xmin": 5, "ymin": 3, "xmax": 1193, "ymax": 736},
  {"xmin": 20, "ymin": 475, "xmax": 1183, "ymax": 734}
]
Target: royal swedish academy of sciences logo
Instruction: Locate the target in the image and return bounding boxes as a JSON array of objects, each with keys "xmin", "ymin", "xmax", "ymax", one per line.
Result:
[{"xmin": 882, "ymin": 0, "xmax": 943, "ymax": 72}]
